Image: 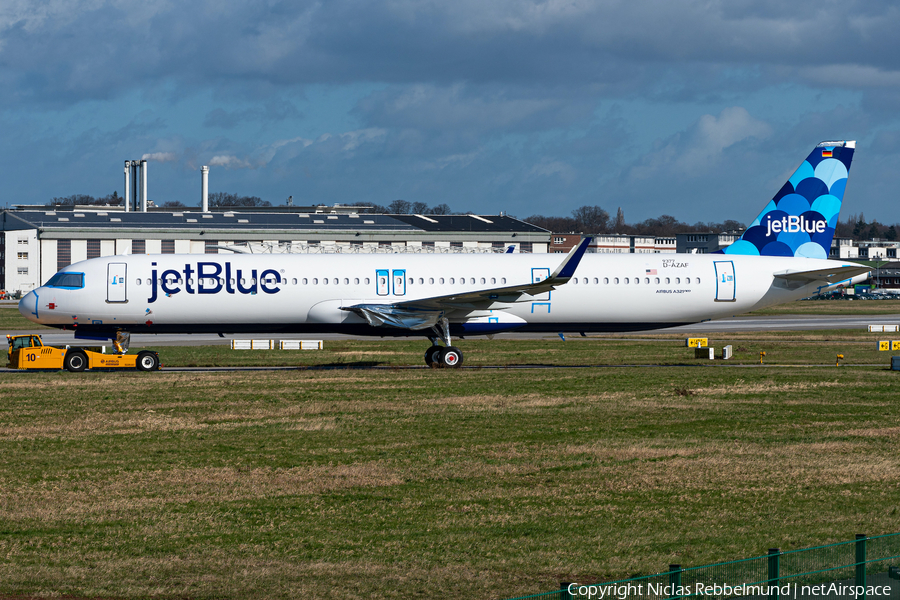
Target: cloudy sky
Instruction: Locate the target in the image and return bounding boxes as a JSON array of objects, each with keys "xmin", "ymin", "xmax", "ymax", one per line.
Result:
[{"xmin": 2, "ymin": 0, "xmax": 899, "ymax": 224}]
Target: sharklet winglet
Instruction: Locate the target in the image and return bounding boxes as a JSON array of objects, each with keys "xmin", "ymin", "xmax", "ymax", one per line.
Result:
[{"xmin": 552, "ymin": 236, "xmax": 592, "ymax": 280}]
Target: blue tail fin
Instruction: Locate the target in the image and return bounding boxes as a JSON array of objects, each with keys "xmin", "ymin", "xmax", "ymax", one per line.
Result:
[{"xmin": 723, "ymin": 141, "xmax": 855, "ymax": 259}]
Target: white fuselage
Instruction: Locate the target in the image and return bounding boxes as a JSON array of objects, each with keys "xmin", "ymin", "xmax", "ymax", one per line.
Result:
[{"xmin": 19, "ymin": 252, "xmax": 862, "ymax": 336}]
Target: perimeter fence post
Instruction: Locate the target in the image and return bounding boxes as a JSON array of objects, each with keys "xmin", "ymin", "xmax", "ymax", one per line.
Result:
[
  {"xmin": 856, "ymin": 534, "xmax": 867, "ymax": 600},
  {"xmin": 668, "ymin": 564, "xmax": 682, "ymax": 600},
  {"xmin": 560, "ymin": 582, "xmax": 573, "ymax": 600},
  {"xmin": 768, "ymin": 548, "xmax": 780, "ymax": 600}
]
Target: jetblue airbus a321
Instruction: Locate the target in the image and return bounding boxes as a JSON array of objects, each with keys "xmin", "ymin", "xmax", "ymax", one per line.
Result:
[{"xmin": 19, "ymin": 141, "xmax": 869, "ymax": 367}]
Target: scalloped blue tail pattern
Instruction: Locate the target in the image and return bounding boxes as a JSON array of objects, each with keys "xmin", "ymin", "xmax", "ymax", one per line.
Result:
[{"xmin": 722, "ymin": 142, "xmax": 854, "ymax": 259}]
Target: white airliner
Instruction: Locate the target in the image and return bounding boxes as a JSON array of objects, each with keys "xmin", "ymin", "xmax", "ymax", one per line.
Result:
[{"xmin": 19, "ymin": 141, "xmax": 869, "ymax": 367}]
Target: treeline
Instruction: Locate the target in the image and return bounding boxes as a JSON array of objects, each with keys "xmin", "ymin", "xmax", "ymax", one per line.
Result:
[
  {"xmin": 836, "ymin": 214, "xmax": 898, "ymax": 241},
  {"xmin": 525, "ymin": 206, "xmax": 746, "ymax": 236},
  {"xmin": 347, "ymin": 200, "xmax": 454, "ymax": 215},
  {"xmin": 50, "ymin": 192, "xmax": 123, "ymax": 206}
]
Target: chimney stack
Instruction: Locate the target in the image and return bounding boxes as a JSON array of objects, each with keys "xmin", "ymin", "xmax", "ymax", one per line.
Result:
[
  {"xmin": 140, "ymin": 159, "xmax": 148, "ymax": 212},
  {"xmin": 123, "ymin": 161, "xmax": 131, "ymax": 212},
  {"xmin": 201, "ymin": 166, "xmax": 209, "ymax": 212}
]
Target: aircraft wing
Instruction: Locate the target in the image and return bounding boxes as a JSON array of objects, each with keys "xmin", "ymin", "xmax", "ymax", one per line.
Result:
[
  {"xmin": 342, "ymin": 237, "xmax": 591, "ymax": 329},
  {"xmin": 773, "ymin": 264, "xmax": 870, "ymax": 285}
]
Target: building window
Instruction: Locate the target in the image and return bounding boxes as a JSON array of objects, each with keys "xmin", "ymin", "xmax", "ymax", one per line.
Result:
[
  {"xmin": 18, "ymin": 238, "xmax": 29, "ymax": 245},
  {"xmin": 162, "ymin": 240, "xmax": 175, "ymax": 254},
  {"xmin": 553, "ymin": 237, "xmax": 565, "ymax": 244},
  {"xmin": 17, "ymin": 267, "xmax": 28, "ymax": 275},
  {"xmin": 57, "ymin": 239, "xmax": 71, "ymax": 270},
  {"xmin": 87, "ymin": 240, "xmax": 101, "ymax": 259},
  {"xmin": 205, "ymin": 240, "xmax": 218, "ymax": 254},
  {"xmin": 132, "ymin": 239, "xmax": 146, "ymax": 254},
  {"xmin": 17, "ymin": 252, "xmax": 28, "ymax": 259}
]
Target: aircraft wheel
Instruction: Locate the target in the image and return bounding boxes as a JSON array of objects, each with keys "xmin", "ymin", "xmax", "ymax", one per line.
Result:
[
  {"xmin": 424, "ymin": 346, "xmax": 442, "ymax": 367},
  {"xmin": 64, "ymin": 350, "xmax": 88, "ymax": 372},
  {"xmin": 136, "ymin": 351, "xmax": 160, "ymax": 372},
  {"xmin": 440, "ymin": 346, "xmax": 463, "ymax": 368}
]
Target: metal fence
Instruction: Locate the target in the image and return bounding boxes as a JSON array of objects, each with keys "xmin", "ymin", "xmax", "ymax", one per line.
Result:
[{"xmin": 503, "ymin": 532, "xmax": 900, "ymax": 600}]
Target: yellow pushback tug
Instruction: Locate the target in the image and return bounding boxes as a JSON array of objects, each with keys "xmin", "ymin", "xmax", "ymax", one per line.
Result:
[{"xmin": 6, "ymin": 334, "xmax": 160, "ymax": 372}]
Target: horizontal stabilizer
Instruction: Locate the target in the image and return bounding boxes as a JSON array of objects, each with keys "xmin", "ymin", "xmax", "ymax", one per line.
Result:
[{"xmin": 773, "ymin": 264, "xmax": 870, "ymax": 285}]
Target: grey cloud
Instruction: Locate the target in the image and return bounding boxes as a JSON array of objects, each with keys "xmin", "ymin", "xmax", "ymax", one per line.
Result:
[
  {"xmin": 203, "ymin": 100, "xmax": 302, "ymax": 129},
  {"xmin": 5, "ymin": 1, "xmax": 900, "ymax": 107},
  {"xmin": 354, "ymin": 84, "xmax": 595, "ymax": 133}
]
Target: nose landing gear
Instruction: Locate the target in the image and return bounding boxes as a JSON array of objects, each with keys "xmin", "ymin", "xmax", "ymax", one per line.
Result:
[{"xmin": 425, "ymin": 317, "xmax": 464, "ymax": 368}]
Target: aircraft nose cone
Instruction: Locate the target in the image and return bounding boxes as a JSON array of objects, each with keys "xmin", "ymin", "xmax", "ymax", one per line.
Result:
[{"xmin": 18, "ymin": 291, "xmax": 38, "ymax": 322}]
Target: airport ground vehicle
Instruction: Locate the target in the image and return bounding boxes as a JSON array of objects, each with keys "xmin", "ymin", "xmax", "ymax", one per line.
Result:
[{"xmin": 6, "ymin": 334, "xmax": 160, "ymax": 372}]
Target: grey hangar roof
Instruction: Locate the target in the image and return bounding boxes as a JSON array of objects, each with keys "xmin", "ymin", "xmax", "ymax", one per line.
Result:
[{"xmin": 1, "ymin": 210, "xmax": 548, "ymax": 240}]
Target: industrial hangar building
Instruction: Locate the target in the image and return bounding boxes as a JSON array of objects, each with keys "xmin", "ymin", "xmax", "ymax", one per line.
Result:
[{"xmin": 0, "ymin": 207, "xmax": 550, "ymax": 295}]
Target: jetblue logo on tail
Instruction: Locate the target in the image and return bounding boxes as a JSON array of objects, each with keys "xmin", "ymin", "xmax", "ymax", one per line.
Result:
[
  {"xmin": 765, "ymin": 215, "xmax": 826, "ymax": 236},
  {"xmin": 724, "ymin": 141, "xmax": 854, "ymax": 259}
]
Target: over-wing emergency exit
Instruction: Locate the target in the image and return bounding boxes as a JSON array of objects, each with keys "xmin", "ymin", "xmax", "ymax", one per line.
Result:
[{"xmin": 19, "ymin": 141, "xmax": 869, "ymax": 367}]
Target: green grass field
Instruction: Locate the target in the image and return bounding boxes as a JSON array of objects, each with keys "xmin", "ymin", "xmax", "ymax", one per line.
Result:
[
  {"xmin": 2, "ymin": 355, "xmax": 900, "ymax": 599},
  {"xmin": 3, "ymin": 301, "xmax": 900, "ymax": 599},
  {"xmin": 122, "ymin": 336, "xmax": 899, "ymax": 368}
]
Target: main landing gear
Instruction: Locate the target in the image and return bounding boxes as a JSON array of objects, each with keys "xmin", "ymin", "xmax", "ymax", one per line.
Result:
[{"xmin": 425, "ymin": 317, "xmax": 464, "ymax": 368}]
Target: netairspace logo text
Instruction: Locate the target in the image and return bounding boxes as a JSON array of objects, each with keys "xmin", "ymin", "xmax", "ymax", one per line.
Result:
[{"xmin": 567, "ymin": 582, "xmax": 893, "ymax": 599}]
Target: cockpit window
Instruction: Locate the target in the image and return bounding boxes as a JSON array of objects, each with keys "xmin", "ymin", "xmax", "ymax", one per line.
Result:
[{"xmin": 46, "ymin": 272, "xmax": 85, "ymax": 289}]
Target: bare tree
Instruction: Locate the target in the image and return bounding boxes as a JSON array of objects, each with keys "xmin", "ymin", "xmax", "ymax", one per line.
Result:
[
  {"xmin": 612, "ymin": 207, "xmax": 625, "ymax": 231},
  {"xmin": 429, "ymin": 203, "xmax": 452, "ymax": 215},
  {"xmin": 388, "ymin": 199, "xmax": 412, "ymax": 214},
  {"xmin": 571, "ymin": 205, "xmax": 610, "ymax": 233}
]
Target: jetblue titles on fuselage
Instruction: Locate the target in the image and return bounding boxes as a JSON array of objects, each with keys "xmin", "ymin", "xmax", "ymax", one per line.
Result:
[{"xmin": 148, "ymin": 261, "xmax": 282, "ymax": 303}]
